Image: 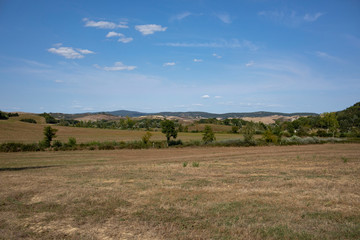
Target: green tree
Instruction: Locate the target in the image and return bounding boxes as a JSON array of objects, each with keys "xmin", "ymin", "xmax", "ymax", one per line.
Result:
[
  {"xmin": 42, "ymin": 126, "xmax": 58, "ymax": 147},
  {"xmin": 322, "ymin": 112, "xmax": 339, "ymax": 137},
  {"xmin": 161, "ymin": 120, "xmax": 178, "ymax": 143},
  {"xmin": 203, "ymin": 125, "xmax": 216, "ymax": 143},
  {"xmin": 243, "ymin": 122, "xmax": 255, "ymax": 143},
  {"xmin": 231, "ymin": 125, "xmax": 239, "ymax": 134}
]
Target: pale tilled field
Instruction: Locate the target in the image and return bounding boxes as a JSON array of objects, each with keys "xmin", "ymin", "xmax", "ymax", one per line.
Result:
[{"xmin": 0, "ymin": 144, "xmax": 359, "ymax": 239}]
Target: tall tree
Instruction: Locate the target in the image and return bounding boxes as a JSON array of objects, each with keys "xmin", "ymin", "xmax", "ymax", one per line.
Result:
[
  {"xmin": 161, "ymin": 119, "xmax": 178, "ymax": 143},
  {"xmin": 203, "ymin": 125, "xmax": 216, "ymax": 143}
]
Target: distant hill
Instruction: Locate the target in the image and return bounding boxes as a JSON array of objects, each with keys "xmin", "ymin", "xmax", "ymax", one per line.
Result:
[{"xmin": 49, "ymin": 110, "xmax": 318, "ymax": 120}]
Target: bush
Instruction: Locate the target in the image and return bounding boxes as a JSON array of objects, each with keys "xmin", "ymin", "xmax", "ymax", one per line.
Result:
[
  {"xmin": 20, "ymin": 118, "xmax": 37, "ymax": 124},
  {"xmin": 0, "ymin": 142, "xmax": 43, "ymax": 152},
  {"xmin": 0, "ymin": 111, "xmax": 9, "ymax": 120},
  {"xmin": 8, "ymin": 113, "xmax": 19, "ymax": 117},
  {"xmin": 52, "ymin": 140, "xmax": 63, "ymax": 148},
  {"xmin": 142, "ymin": 132, "xmax": 152, "ymax": 144},
  {"xmin": 67, "ymin": 137, "xmax": 77, "ymax": 147},
  {"xmin": 168, "ymin": 139, "xmax": 183, "ymax": 146}
]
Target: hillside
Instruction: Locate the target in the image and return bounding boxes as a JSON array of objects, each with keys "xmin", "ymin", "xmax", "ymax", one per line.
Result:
[{"xmin": 48, "ymin": 110, "xmax": 318, "ymax": 121}]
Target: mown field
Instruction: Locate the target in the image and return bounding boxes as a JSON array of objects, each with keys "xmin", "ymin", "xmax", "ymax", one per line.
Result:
[
  {"xmin": 0, "ymin": 118, "xmax": 242, "ymax": 144},
  {"xmin": 0, "ymin": 144, "xmax": 359, "ymax": 239}
]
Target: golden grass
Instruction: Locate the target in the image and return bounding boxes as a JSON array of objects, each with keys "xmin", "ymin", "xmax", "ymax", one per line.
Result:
[
  {"xmin": 0, "ymin": 144, "xmax": 359, "ymax": 239},
  {"xmin": 0, "ymin": 118, "xmax": 241, "ymax": 144}
]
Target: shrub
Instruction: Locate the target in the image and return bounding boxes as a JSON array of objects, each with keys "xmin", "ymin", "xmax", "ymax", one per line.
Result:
[
  {"xmin": 52, "ymin": 140, "xmax": 63, "ymax": 148},
  {"xmin": 168, "ymin": 139, "xmax": 183, "ymax": 146},
  {"xmin": 67, "ymin": 137, "xmax": 77, "ymax": 147},
  {"xmin": 183, "ymin": 162, "xmax": 188, "ymax": 167},
  {"xmin": 0, "ymin": 111, "xmax": 9, "ymax": 120},
  {"xmin": 142, "ymin": 132, "xmax": 152, "ymax": 144},
  {"xmin": 20, "ymin": 118, "xmax": 37, "ymax": 124},
  {"xmin": 0, "ymin": 142, "xmax": 43, "ymax": 152}
]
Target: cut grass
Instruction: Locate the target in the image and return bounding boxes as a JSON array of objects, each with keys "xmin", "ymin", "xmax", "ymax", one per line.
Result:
[{"xmin": 0, "ymin": 144, "xmax": 359, "ymax": 239}]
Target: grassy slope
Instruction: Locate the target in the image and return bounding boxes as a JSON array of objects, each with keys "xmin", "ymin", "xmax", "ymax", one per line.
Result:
[
  {"xmin": 0, "ymin": 144, "xmax": 359, "ymax": 239},
  {"xmin": 0, "ymin": 115, "xmax": 241, "ymax": 144}
]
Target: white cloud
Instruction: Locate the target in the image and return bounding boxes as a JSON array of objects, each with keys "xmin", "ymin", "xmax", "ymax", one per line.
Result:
[
  {"xmin": 77, "ymin": 49, "xmax": 94, "ymax": 54},
  {"xmin": 54, "ymin": 79, "xmax": 64, "ymax": 83},
  {"xmin": 83, "ymin": 18, "xmax": 128, "ymax": 29},
  {"xmin": 215, "ymin": 13, "xmax": 232, "ymax": 24},
  {"xmin": 202, "ymin": 95, "xmax": 210, "ymax": 99},
  {"xmin": 163, "ymin": 62, "xmax": 176, "ymax": 67},
  {"xmin": 246, "ymin": 61, "xmax": 254, "ymax": 67},
  {"xmin": 95, "ymin": 62, "xmax": 137, "ymax": 71},
  {"xmin": 106, "ymin": 31, "xmax": 123, "ymax": 38},
  {"xmin": 212, "ymin": 53, "xmax": 222, "ymax": 59},
  {"xmin": 48, "ymin": 46, "xmax": 94, "ymax": 59},
  {"xmin": 171, "ymin": 12, "xmax": 191, "ymax": 21},
  {"xmin": 118, "ymin": 37, "xmax": 133, "ymax": 43},
  {"xmin": 304, "ymin": 12, "xmax": 324, "ymax": 22},
  {"xmin": 192, "ymin": 103, "xmax": 203, "ymax": 106},
  {"xmin": 106, "ymin": 31, "xmax": 133, "ymax": 43},
  {"xmin": 135, "ymin": 24, "xmax": 167, "ymax": 35},
  {"xmin": 193, "ymin": 59, "xmax": 203, "ymax": 62},
  {"xmin": 214, "ymin": 96, "xmax": 222, "ymax": 99}
]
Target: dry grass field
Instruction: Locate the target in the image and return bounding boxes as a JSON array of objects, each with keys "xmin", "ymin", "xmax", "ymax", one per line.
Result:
[
  {"xmin": 0, "ymin": 119, "xmax": 241, "ymax": 144},
  {"xmin": 0, "ymin": 144, "xmax": 359, "ymax": 239}
]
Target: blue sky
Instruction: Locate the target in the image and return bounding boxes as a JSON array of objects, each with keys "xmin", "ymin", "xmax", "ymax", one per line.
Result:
[{"xmin": 0, "ymin": 0, "xmax": 359, "ymax": 114}]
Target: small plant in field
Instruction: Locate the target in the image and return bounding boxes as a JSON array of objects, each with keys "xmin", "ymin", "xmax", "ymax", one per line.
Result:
[
  {"xmin": 192, "ymin": 162, "xmax": 200, "ymax": 167},
  {"xmin": 341, "ymin": 157, "xmax": 348, "ymax": 163},
  {"xmin": 183, "ymin": 162, "xmax": 188, "ymax": 167}
]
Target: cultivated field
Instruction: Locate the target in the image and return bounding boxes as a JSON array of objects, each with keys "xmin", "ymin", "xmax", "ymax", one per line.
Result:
[
  {"xmin": 0, "ymin": 120, "xmax": 242, "ymax": 144},
  {"xmin": 0, "ymin": 144, "xmax": 359, "ymax": 239}
]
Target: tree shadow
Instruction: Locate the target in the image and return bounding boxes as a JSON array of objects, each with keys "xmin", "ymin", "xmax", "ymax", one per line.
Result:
[{"xmin": 0, "ymin": 165, "xmax": 62, "ymax": 172}]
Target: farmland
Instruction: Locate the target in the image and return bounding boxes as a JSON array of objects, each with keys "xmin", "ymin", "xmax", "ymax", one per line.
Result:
[
  {"xmin": 0, "ymin": 119, "xmax": 241, "ymax": 144},
  {"xmin": 0, "ymin": 144, "xmax": 359, "ymax": 239}
]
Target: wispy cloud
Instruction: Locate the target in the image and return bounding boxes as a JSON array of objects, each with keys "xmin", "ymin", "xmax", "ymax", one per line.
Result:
[
  {"xmin": 106, "ymin": 31, "xmax": 133, "ymax": 43},
  {"xmin": 315, "ymin": 51, "xmax": 342, "ymax": 62},
  {"xmin": 163, "ymin": 62, "xmax": 176, "ymax": 67},
  {"xmin": 135, "ymin": 24, "xmax": 167, "ymax": 35},
  {"xmin": 170, "ymin": 11, "xmax": 192, "ymax": 21},
  {"xmin": 212, "ymin": 53, "xmax": 222, "ymax": 59},
  {"xmin": 161, "ymin": 39, "xmax": 258, "ymax": 50},
  {"xmin": 258, "ymin": 10, "xmax": 324, "ymax": 26},
  {"xmin": 83, "ymin": 18, "xmax": 128, "ymax": 29},
  {"xmin": 304, "ymin": 12, "xmax": 324, "ymax": 22},
  {"xmin": 95, "ymin": 62, "xmax": 136, "ymax": 71},
  {"xmin": 345, "ymin": 34, "xmax": 360, "ymax": 48},
  {"xmin": 245, "ymin": 61, "xmax": 254, "ymax": 67},
  {"xmin": 214, "ymin": 96, "xmax": 222, "ymax": 99},
  {"xmin": 202, "ymin": 94, "xmax": 210, "ymax": 99},
  {"xmin": 193, "ymin": 59, "xmax": 203, "ymax": 62},
  {"xmin": 215, "ymin": 13, "xmax": 232, "ymax": 24},
  {"xmin": 48, "ymin": 46, "xmax": 94, "ymax": 59}
]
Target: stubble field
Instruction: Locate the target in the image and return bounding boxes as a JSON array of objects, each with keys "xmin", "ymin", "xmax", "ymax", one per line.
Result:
[{"xmin": 0, "ymin": 144, "xmax": 359, "ymax": 239}]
